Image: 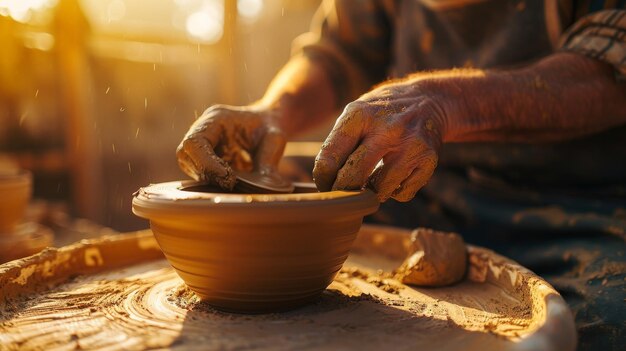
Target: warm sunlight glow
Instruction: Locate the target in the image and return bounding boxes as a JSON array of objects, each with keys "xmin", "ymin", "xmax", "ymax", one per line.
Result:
[
  {"xmin": 107, "ymin": 0, "xmax": 126, "ymax": 22},
  {"xmin": 237, "ymin": 0, "xmax": 263, "ymax": 21},
  {"xmin": 185, "ymin": 0, "xmax": 223, "ymax": 43},
  {"xmin": 0, "ymin": 0, "xmax": 57, "ymax": 23}
]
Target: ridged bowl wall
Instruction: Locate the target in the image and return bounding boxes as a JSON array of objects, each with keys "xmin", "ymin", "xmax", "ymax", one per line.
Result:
[{"xmin": 132, "ymin": 181, "xmax": 379, "ymax": 313}]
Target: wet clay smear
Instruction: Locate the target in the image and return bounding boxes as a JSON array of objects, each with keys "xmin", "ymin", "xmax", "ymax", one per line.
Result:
[{"xmin": 0, "ymin": 228, "xmax": 572, "ymax": 351}]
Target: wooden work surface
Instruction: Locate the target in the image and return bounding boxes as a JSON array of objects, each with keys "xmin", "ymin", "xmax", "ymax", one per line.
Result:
[{"xmin": 0, "ymin": 225, "xmax": 576, "ymax": 351}]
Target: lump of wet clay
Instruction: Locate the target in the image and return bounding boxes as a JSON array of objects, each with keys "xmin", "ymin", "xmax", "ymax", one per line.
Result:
[{"xmin": 395, "ymin": 228, "xmax": 467, "ymax": 287}]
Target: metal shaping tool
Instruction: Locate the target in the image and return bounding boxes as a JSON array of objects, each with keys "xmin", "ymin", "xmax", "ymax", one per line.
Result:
[{"xmin": 234, "ymin": 171, "xmax": 295, "ymax": 194}]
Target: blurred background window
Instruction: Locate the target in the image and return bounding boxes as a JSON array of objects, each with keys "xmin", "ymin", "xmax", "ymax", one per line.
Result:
[{"xmin": 0, "ymin": 0, "xmax": 325, "ymax": 231}]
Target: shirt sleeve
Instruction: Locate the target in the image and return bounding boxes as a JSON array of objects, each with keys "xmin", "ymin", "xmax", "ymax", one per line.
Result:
[
  {"xmin": 559, "ymin": 9, "xmax": 626, "ymax": 77},
  {"xmin": 292, "ymin": 0, "xmax": 392, "ymax": 107}
]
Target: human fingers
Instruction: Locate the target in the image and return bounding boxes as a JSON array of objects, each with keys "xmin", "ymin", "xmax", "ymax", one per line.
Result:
[
  {"xmin": 254, "ymin": 127, "xmax": 286, "ymax": 174},
  {"xmin": 368, "ymin": 136, "xmax": 436, "ymax": 201},
  {"xmin": 176, "ymin": 105, "xmax": 248, "ymax": 189},
  {"xmin": 313, "ymin": 103, "xmax": 367, "ymax": 191},
  {"xmin": 367, "ymin": 150, "xmax": 417, "ymax": 202},
  {"xmin": 176, "ymin": 146, "xmax": 201, "ymax": 180},
  {"xmin": 185, "ymin": 106, "xmax": 227, "ymax": 146},
  {"xmin": 390, "ymin": 150, "xmax": 438, "ymax": 202},
  {"xmin": 331, "ymin": 136, "xmax": 388, "ymax": 191},
  {"xmin": 177, "ymin": 135, "xmax": 236, "ymax": 190}
]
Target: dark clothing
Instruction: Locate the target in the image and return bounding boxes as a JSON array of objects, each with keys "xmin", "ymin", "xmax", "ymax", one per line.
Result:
[
  {"xmin": 295, "ymin": 0, "xmax": 626, "ymax": 105},
  {"xmin": 294, "ymin": 1, "xmax": 626, "ymax": 349}
]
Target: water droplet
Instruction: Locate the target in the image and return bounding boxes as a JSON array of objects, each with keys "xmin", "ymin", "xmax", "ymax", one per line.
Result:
[{"xmin": 19, "ymin": 112, "xmax": 27, "ymax": 125}]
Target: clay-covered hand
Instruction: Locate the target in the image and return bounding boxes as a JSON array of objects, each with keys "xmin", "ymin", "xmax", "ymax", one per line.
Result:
[
  {"xmin": 313, "ymin": 80, "xmax": 445, "ymax": 202},
  {"xmin": 177, "ymin": 105, "xmax": 285, "ymax": 190}
]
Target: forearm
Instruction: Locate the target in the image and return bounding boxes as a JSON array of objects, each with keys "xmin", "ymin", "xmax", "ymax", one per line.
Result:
[
  {"xmin": 257, "ymin": 55, "xmax": 340, "ymax": 138},
  {"xmin": 433, "ymin": 52, "xmax": 626, "ymax": 142}
]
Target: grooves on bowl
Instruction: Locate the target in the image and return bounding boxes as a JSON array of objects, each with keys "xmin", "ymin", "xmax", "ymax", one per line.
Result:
[
  {"xmin": 150, "ymin": 217, "xmax": 364, "ymax": 313},
  {"xmin": 132, "ymin": 181, "xmax": 380, "ymax": 313}
]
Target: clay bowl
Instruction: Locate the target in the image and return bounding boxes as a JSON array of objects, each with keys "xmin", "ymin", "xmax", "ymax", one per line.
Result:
[
  {"xmin": 0, "ymin": 170, "xmax": 32, "ymax": 233},
  {"xmin": 132, "ymin": 181, "xmax": 379, "ymax": 313}
]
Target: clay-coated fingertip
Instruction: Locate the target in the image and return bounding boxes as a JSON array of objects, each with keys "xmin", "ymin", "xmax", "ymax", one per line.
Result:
[
  {"xmin": 313, "ymin": 179, "xmax": 331, "ymax": 192},
  {"xmin": 216, "ymin": 173, "xmax": 237, "ymax": 191},
  {"xmin": 312, "ymin": 167, "xmax": 333, "ymax": 192},
  {"xmin": 312, "ymin": 173, "xmax": 333, "ymax": 192}
]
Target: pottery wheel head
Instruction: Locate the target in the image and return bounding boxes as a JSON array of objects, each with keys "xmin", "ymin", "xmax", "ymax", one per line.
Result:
[{"xmin": 234, "ymin": 171, "xmax": 295, "ymax": 194}]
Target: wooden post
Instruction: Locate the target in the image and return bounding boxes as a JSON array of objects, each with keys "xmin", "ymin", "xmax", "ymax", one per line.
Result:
[
  {"xmin": 52, "ymin": 0, "xmax": 103, "ymax": 222},
  {"xmin": 219, "ymin": 0, "xmax": 239, "ymax": 105}
]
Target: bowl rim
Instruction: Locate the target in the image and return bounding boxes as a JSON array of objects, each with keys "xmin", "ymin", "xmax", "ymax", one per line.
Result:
[{"xmin": 132, "ymin": 180, "xmax": 380, "ymax": 222}]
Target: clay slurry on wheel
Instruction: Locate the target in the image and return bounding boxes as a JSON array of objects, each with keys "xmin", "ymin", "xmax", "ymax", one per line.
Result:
[{"xmin": 0, "ymin": 228, "xmax": 577, "ymax": 350}]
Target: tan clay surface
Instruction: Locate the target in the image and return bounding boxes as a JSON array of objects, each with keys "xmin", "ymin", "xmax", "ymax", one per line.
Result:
[
  {"xmin": 395, "ymin": 228, "xmax": 467, "ymax": 286},
  {"xmin": 0, "ymin": 170, "xmax": 32, "ymax": 233},
  {"xmin": 0, "ymin": 225, "xmax": 576, "ymax": 351},
  {"xmin": 132, "ymin": 181, "xmax": 380, "ymax": 312}
]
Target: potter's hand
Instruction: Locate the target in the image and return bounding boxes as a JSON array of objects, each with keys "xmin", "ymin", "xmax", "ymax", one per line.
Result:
[
  {"xmin": 313, "ymin": 81, "xmax": 445, "ymax": 202},
  {"xmin": 318, "ymin": 53, "xmax": 626, "ymax": 202},
  {"xmin": 177, "ymin": 105, "xmax": 285, "ymax": 190}
]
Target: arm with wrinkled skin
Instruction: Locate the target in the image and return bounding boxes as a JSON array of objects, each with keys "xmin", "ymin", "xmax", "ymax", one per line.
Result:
[
  {"xmin": 176, "ymin": 53, "xmax": 353, "ymax": 189},
  {"xmin": 439, "ymin": 52, "xmax": 626, "ymax": 143},
  {"xmin": 255, "ymin": 54, "xmax": 342, "ymax": 137},
  {"xmin": 313, "ymin": 52, "xmax": 626, "ymax": 202},
  {"xmin": 177, "ymin": 0, "xmax": 387, "ymax": 188}
]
